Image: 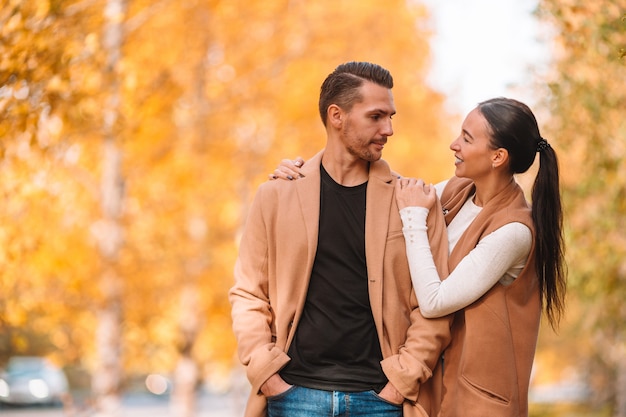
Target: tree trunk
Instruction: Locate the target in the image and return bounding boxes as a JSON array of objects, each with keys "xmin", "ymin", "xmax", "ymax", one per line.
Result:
[
  {"xmin": 170, "ymin": 216, "xmax": 207, "ymax": 417},
  {"xmin": 92, "ymin": 0, "xmax": 127, "ymax": 415},
  {"xmin": 169, "ymin": 32, "xmax": 210, "ymax": 413},
  {"xmin": 171, "ymin": 284, "xmax": 201, "ymax": 417}
]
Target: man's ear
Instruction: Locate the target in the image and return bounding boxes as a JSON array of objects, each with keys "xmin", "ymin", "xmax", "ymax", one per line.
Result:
[
  {"xmin": 328, "ymin": 104, "xmax": 343, "ymax": 129},
  {"xmin": 492, "ymin": 148, "xmax": 509, "ymax": 168}
]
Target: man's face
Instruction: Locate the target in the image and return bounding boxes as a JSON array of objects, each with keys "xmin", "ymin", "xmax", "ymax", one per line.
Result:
[{"xmin": 340, "ymin": 82, "xmax": 396, "ymax": 162}]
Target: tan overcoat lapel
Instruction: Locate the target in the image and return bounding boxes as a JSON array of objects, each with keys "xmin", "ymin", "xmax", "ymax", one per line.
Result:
[
  {"xmin": 286, "ymin": 151, "xmax": 323, "ymax": 347},
  {"xmin": 364, "ymin": 160, "xmax": 395, "ymax": 332},
  {"xmin": 295, "ymin": 151, "xmax": 323, "ymax": 268}
]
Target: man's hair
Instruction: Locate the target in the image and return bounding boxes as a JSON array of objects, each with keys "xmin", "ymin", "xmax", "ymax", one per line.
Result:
[{"xmin": 319, "ymin": 62, "xmax": 393, "ymax": 126}]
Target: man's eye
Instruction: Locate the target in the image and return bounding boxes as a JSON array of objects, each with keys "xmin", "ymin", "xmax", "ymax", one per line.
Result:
[{"xmin": 372, "ymin": 115, "xmax": 381, "ymax": 120}]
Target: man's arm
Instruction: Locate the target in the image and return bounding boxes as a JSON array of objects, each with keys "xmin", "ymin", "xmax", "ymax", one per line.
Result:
[
  {"xmin": 229, "ymin": 186, "xmax": 290, "ymax": 393},
  {"xmin": 381, "ymin": 309, "xmax": 452, "ymax": 401}
]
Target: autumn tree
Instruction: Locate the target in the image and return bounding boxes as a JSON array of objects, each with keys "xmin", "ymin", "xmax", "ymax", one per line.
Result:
[
  {"xmin": 89, "ymin": 0, "xmax": 128, "ymax": 415},
  {"xmin": 537, "ymin": 1, "xmax": 626, "ymax": 414},
  {"xmin": 0, "ymin": 0, "xmax": 104, "ymax": 366}
]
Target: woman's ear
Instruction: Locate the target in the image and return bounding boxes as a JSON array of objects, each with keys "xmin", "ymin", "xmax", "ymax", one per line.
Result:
[{"xmin": 492, "ymin": 148, "xmax": 509, "ymax": 169}]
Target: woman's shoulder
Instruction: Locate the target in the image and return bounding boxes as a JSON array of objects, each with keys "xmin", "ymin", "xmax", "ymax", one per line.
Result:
[
  {"xmin": 434, "ymin": 179, "xmax": 449, "ymax": 197},
  {"xmin": 437, "ymin": 176, "xmax": 474, "ymax": 202}
]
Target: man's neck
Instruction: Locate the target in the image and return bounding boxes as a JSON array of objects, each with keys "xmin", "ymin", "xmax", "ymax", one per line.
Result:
[{"xmin": 321, "ymin": 153, "xmax": 370, "ymax": 186}]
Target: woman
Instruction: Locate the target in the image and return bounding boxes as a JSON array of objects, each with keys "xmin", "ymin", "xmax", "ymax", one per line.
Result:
[
  {"xmin": 270, "ymin": 97, "xmax": 566, "ymax": 416},
  {"xmin": 394, "ymin": 97, "xmax": 566, "ymax": 416}
]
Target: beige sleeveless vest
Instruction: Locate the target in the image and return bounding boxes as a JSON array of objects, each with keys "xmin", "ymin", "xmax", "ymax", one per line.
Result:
[{"xmin": 435, "ymin": 176, "xmax": 541, "ymax": 417}]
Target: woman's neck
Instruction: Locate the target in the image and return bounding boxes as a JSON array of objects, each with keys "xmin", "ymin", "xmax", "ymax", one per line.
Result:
[{"xmin": 472, "ymin": 175, "xmax": 514, "ymax": 207}]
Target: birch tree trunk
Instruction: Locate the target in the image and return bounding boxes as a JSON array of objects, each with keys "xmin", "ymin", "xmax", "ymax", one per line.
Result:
[
  {"xmin": 92, "ymin": 0, "xmax": 127, "ymax": 415},
  {"xmin": 169, "ymin": 66, "xmax": 208, "ymax": 417},
  {"xmin": 171, "ymin": 283, "xmax": 201, "ymax": 417}
]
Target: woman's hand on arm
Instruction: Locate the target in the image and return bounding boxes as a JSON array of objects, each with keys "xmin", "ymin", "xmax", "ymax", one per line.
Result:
[
  {"xmin": 395, "ymin": 177, "xmax": 437, "ymax": 210},
  {"xmin": 268, "ymin": 157, "xmax": 306, "ymax": 181}
]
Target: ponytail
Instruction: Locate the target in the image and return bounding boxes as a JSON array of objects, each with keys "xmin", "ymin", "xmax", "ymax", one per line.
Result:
[
  {"xmin": 531, "ymin": 142, "xmax": 567, "ymax": 329},
  {"xmin": 478, "ymin": 97, "xmax": 567, "ymax": 330}
]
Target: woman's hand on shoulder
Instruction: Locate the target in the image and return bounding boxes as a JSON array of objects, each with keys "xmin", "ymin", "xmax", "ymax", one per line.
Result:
[
  {"xmin": 395, "ymin": 177, "xmax": 437, "ymax": 210},
  {"xmin": 269, "ymin": 157, "xmax": 306, "ymax": 181}
]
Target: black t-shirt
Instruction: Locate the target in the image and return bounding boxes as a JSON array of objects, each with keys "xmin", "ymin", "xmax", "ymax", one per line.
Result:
[{"xmin": 280, "ymin": 165, "xmax": 386, "ymax": 392}]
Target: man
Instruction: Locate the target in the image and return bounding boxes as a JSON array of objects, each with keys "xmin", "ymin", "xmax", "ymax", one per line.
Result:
[{"xmin": 229, "ymin": 61, "xmax": 451, "ymax": 417}]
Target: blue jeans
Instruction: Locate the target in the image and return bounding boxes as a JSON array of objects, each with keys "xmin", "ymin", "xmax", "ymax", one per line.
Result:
[{"xmin": 267, "ymin": 385, "xmax": 403, "ymax": 417}]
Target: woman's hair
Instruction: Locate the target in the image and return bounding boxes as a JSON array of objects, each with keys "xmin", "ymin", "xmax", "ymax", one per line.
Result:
[
  {"xmin": 318, "ymin": 61, "xmax": 393, "ymax": 126},
  {"xmin": 478, "ymin": 97, "xmax": 567, "ymax": 329}
]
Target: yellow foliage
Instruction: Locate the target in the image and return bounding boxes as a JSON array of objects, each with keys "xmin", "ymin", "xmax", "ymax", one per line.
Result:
[
  {"xmin": 534, "ymin": 0, "xmax": 626, "ymax": 405},
  {"xmin": 0, "ymin": 0, "xmax": 455, "ymax": 387}
]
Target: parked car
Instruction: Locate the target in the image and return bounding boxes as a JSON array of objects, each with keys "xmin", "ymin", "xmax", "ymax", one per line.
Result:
[{"xmin": 0, "ymin": 356, "xmax": 69, "ymax": 406}]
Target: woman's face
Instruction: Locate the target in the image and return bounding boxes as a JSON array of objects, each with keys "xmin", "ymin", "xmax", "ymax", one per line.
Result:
[{"xmin": 449, "ymin": 108, "xmax": 498, "ymax": 180}]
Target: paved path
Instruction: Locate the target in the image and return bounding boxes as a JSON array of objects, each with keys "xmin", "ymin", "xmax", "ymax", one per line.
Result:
[{"xmin": 0, "ymin": 391, "xmax": 245, "ymax": 417}]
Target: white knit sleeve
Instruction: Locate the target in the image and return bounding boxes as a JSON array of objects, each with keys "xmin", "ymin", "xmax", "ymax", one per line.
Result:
[{"xmin": 399, "ymin": 207, "xmax": 532, "ymax": 318}]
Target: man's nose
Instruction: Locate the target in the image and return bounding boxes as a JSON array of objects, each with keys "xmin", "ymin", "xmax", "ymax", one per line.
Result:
[{"xmin": 382, "ymin": 118, "xmax": 393, "ymax": 137}]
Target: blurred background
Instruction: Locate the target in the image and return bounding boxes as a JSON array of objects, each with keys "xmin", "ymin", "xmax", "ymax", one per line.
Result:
[{"xmin": 0, "ymin": 0, "xmax": 624, "ymax": 416}]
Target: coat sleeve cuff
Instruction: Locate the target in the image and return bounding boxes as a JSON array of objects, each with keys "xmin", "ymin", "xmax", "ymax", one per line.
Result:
[
  {"xmin": 247, "ymin": 345, "xmax": 291, "ymax": 394},
  {"xmin": 381, "ymin": 353, "xmax": 432, "ymax": 402}
]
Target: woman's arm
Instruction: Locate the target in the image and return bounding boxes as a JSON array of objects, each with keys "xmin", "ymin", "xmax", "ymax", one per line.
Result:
[{"xmin": 400, "ymin": 207, "xmax": 532, "ymax": 318}]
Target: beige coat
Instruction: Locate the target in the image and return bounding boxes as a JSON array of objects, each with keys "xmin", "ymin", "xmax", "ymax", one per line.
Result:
[{"xmin": 230, "ymin": 150, "xmax": 452, "ymax": 417}]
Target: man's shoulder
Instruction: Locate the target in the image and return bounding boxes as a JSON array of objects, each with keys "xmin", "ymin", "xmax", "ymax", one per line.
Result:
[
  {"xmin": 253, "ymin": 175, "xmax": 312, "ymax": 203},
  {"xmin": 255, "ymin": 178, "xmax": 296, "ymax": 195},
  {"xmin": 370, "ymin": 158, "xmax": 394, "ymax": 182}
]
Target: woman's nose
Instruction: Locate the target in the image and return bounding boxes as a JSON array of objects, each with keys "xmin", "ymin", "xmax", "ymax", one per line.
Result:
[{"xmin": 450, "ymin": 137, "xmax": 460, "ymax": 151}]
